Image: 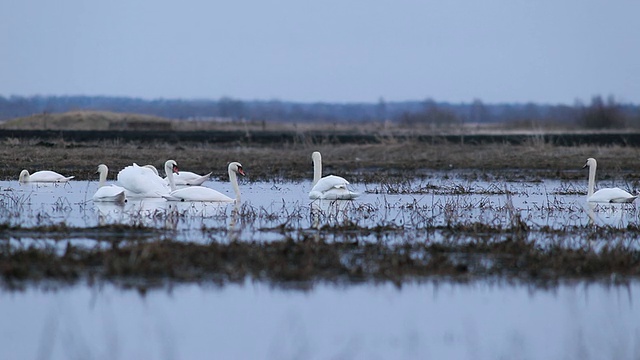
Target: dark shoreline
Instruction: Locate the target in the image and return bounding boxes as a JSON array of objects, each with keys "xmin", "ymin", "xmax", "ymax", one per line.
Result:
[{"xmin": 3, "ymin": 129, "xmax": 640, "ymax": 147}]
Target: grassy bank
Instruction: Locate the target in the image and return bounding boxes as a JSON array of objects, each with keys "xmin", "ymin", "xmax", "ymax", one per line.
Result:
[{"xmin": 2, "ymin": 136, "xmax": 640, "ymax": 183}]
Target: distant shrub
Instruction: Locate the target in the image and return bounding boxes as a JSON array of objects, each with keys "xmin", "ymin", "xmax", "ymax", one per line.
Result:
[
  {"xmin": 579, "ymin": 96, "xmax": 627, "ymax": 129},
  {"xmin": 398, "ymin": 99, "xmax": 462, "ymax": 128}
]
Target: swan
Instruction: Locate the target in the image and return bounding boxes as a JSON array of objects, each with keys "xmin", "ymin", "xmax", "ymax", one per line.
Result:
[
  {"xmin": 164, "ymin": 161, "xmax": 244, "ymax": 202},
  {"xmin": 19, "ymin": 169, "xmax": 74, "ymax": 183},
  {"xmin": 164, "ymin": 170, "xmax": 212, "ymax": 186},
  {"xmin": 309, "ymin": 151, "xmax": 359, "ymax": 200},
  {"xmin": 92, "ymin": 164, "xmax": 126, "ymax": 203},
  {"xmin": 583, "ymin": 157, "xmax": 637, "ymax": 203},
  {"xmin": 117, "ymin": 162, "xmax": 173, "ymax": 198},
  {"xmin": 141, "ymin": 164, "xmax": 211, "ymax": 186}
]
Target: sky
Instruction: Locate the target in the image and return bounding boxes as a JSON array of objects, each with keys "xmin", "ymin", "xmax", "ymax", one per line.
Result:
[{"xmin": 1, "ymin": 0, "xmax": 639, "ymax": 105}]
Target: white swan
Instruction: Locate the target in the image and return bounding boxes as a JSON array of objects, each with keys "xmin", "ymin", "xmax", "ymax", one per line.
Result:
[
  {"xmin": 92, "ymin": 164, "xmax": 126, "ymax": 203},
  {"xmin": 583, "ymin": 157, "xmax": 637, "ymax": 203},
  {"xmin": 117, "ymin": 162, "xmax": 173, "ymax": 198},
  {"xmin": 164, "ymin": 170, "xmax": 212, "ymax": 186},
  {"xmin": 164, "ymin": 161, "xmax": 244, "ymax": 202},
  {"xmin": 309, "ymin": 151, "xmax": 359, "ymax": 200},
  {"xmin": 19, "ymin": 169, "xmax": 74, "ymax": 183}
]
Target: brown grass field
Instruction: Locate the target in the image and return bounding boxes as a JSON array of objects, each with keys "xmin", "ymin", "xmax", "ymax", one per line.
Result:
[
  {"xmin": 2, "ymin": 131, "xmax": 640, "ymax": 184},
  {"xmin": 1, "ymin": 111, "xmax": 640, "ymax": 182}
]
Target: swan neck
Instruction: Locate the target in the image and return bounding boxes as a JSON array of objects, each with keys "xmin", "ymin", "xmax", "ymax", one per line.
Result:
[
  {"xmin": 20, "ymin": 170, "xmax": 29, "ymax": 182},
  {"xmin": 166, "ymin": 163, "xmax": 176, "ymax": 192},
  {"xmin": 229, "ymin": 167, "xmax": 241, "ymax": 201},
  {"xmin": 99, "ymin": 169, "xmax": 107, "ymax": 188},
  {"xmin": 313, "ymin": 157, "xmax": 322, "ymax": 186},
  {"xmin": 587, "ymin": 163, "xmax": 596, "ymax": 198}
]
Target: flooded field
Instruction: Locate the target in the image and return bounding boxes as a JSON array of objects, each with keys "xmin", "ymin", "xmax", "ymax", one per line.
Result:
[{"xmin": 2, "ymin": 171, "xmax": 640, "ymax": 359}]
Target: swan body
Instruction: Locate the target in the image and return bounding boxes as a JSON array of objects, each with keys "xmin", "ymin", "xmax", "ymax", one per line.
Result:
[
  {"xmin": 309, "ymin": 151, "xmax": 359, "ymax": 200},
  {"xmin": 583, "ymin": 157, "xmax": 637, "ymax": 203},
  {"xmin": 117, "ymin": 162, "xmax": 173, "ymax": 198},
  {"xmin": 19, "ymin": 169, "xmax": 74, "ymax": 183},
  {"xmin": 93, "ymin": 164, "xmax": 126, "ymax": 203},
  {"xmin": 164, "ymin": 161, "xmax": 244, "ymax": 202},
  {"xmin": 164, "ymin": 170, "xmax": 212, "ymax": 186}
]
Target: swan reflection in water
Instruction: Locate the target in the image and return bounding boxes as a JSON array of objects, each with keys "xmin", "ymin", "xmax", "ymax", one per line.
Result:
[
  {"xmin": 94, "ymin": 199, "xmax": 168, "ymax": 227},
  {"xmin": 310, "ymin": 199, "xmax": 358, "ymax": 229},
  {"xmin": 584, "ymin": 201, "xmax": 638, "ymax": 228},
  {"xmin": 94, "ymin": 198, "xmax": 240, "ymax": 233}
]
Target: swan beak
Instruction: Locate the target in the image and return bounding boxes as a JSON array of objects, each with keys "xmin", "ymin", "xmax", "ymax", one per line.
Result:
[
  {"xmin": 172, "ymin": 164, "xmax": 179, "ymax": 174},
  {"xmin": 582, "ymin": 162, "xmax": 588, "ymax": 169},
  {"xmin": 237, "ymin": 166, "xmax": 245, "ymax": 176}
]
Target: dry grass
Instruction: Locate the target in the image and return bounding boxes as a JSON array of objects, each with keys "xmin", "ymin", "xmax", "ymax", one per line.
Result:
[
  {"xmin": 1, "ymin": 135, "xmax": 640, "ymax": 184},
  {"xmin": 0, "ymin": 111, "xmax": 175, "ymax": 131}
]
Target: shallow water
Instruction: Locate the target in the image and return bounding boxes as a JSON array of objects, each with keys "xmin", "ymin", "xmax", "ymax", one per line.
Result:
[
  {"xmin": 1, "ymin": 177, "xmax": 638, "ymax": 245},
  {"xmin": 2, "ymin": 176, "xmax": 640, "ymax": 358},
  {"xmin": 1, "ymin": 281, "xmax": 639, "ymax": 360}
]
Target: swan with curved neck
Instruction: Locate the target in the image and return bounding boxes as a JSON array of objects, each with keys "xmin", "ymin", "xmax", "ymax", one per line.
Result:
[
  {"xmin": 309, "ymin": 151, "xmax": 359, "ymax": 200},
  {"xmin": 19, "ymin": 169, "xmax": 74, "ymax": 183},
  {"xmin": 165, "ymin": 160, "xmax": 244, "ymax": 202},
  {"xmin": 117, "ymin": 162, "xmax": 172, "ymax": 198},
  {"xmin": 583, "ymin": 157, "xmax": 637, "ymax": 203},
  {"xmin": 93, "ymin": 164, "xmax": 126, "ymax": 203}
]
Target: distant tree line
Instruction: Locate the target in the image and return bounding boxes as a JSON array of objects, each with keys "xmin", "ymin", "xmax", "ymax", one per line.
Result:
[{"xmin": 1, "ymin": 95, "xmax": 639, "ymax": 128}]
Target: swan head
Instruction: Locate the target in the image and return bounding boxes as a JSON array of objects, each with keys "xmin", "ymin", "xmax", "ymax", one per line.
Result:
[
  {"xmin": 164, "ymin": 160, "xmax": 179, "ymax": 176},
  {"xmin": 97, "ymin": 164, "xmax": 108, "ymax": 175},
  {"xmin": 19, "ymin": 169, "xmax": 30, "ymax": 182},
  {"xmin": 312, "ymin": 151, "xmax": 321, "ymax": 163},
  {"xmin": 228, "ymin": 162, "xmax": 245, "ymax": 176},
  {"xmin": 583, "ymin": 158, "xmax": 597, "ymax": 169}
]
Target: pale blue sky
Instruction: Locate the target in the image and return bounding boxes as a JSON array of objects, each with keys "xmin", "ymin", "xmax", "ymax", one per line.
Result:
[{"xmin": 1, "ymin": 0, "xmax": 639, "ymax": 104}]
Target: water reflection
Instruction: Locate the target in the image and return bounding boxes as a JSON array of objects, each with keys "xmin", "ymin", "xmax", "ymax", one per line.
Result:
[
  {"xmin": 1, "ymin": 281, "xmax": 638, "ymax": 360},
  {"xmin": 585, "ymin": 201, "xmax": 639, "ymax": 228}
]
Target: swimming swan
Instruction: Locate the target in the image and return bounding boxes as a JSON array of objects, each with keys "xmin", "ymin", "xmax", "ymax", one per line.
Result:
[
  {"xmin": 117, "ymin": 162, "xmax": 172, "ymax": 198},
  {"xmin": 309, "ymin": 151, "xmax": 359, "ymax": 200},
  {"xmin": 164, "ymin": 161, "xmax": 244, "ymax": 202},
  {"xmin": 583, "ymin": 157, "xmax": 637, "ymax": 203},
  {"xmin": 93, "ymin": 164, "xmax": 126, "ymax": 203},
  {"xmin": 19, "ymin": 169, "xmax": 74, "ymax": 183}
]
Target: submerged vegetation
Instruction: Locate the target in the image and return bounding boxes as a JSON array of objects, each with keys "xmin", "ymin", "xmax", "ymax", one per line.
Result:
[{"xmin": 3, "ymin": 226, "xmax": 640, "ymax": 291}]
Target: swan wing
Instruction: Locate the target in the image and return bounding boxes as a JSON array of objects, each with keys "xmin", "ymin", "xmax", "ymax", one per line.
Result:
[
  {"xmin": 165, "ymin": 171, "xmax": 212, "ymax": 186},
  {"xmin": 118, "ymin": 165, "xmax": 169, "ymax": 197},
  {"xmin": 588, "ymin": 188, "xmax": 637, "ymax": 203},
  {"xmin": 166, "ymin": 186, "xmax": 233, "ymax": 202},
  {"xmin": 309, "ymin": 187, "xmax": 360, "ymax": 200},
  {"xmin": 311, "ymin": 175, "xmax": 350, "ymax": 193},
  {"xmin": 309, "ymin": 175, "xmax": 359, "ymax": 200}
]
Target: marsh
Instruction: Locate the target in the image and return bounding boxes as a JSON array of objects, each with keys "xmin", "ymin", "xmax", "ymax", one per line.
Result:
[{"xmin": 2, "ymin": 131, "xmax": 640, "ymax": 359}]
